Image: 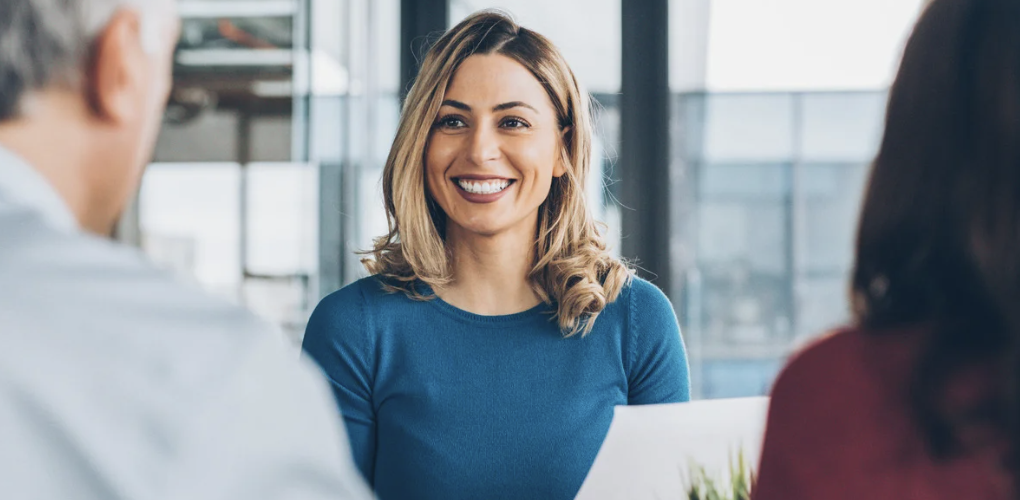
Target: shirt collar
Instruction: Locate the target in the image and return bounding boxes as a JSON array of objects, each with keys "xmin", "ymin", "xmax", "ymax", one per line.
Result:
[{"xmin": 0, "ymin": 142, "xmax": 78, "ymax": 233}]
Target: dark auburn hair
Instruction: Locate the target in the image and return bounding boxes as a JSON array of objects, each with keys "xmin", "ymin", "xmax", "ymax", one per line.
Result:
[{"xmin": 852, "ymin": 0, "xmax": 1020, "ymax": 483}]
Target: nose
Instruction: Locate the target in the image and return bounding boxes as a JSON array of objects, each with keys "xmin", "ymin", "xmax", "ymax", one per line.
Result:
[{"xmin": 467, "ymin": 122, "xmax": 501, "ymax": 166}]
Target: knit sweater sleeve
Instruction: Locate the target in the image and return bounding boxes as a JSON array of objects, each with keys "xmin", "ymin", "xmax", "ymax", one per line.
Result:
[
  {"xmin": 301, "ymin": 280, "xmax": 378, "ymax": 485},
  {"xmin": 625, "ymin": 278, "xmax": 691, "ymax": 404}
]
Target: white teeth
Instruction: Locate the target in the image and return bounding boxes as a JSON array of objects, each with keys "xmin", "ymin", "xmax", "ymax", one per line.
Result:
[{"xmin": 457, "ymin": 179, "xmax": 511, "ymax": 195}]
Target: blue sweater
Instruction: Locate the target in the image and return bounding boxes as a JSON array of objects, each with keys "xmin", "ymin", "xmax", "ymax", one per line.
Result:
[{"xmin": 302, "ymin": 276, "xmax": 690, "ymax": 500}]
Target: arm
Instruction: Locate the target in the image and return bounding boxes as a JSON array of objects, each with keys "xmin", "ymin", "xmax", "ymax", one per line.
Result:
[
  {"xmin": 626, "ymin": 279, "xmax": 691, "ymax": 404},
  {"xmin": 301, "ymin": 285, "xmax": 378, "ymax": 485}
]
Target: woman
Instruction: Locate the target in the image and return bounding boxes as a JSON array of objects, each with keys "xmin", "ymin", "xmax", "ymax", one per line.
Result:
[
  {"xmin": 754, "ymin": 0, "xmax": 1020, "ymax": 498},
  {"xmin": 302, "ymin": 10, "xmax": 690, "ymax": 500}
]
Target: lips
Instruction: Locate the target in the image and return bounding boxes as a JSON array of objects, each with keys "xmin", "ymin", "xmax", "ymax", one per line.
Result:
[{"xmin": 451, "ymin": 176, "xmax": 516, "ymax": 204}]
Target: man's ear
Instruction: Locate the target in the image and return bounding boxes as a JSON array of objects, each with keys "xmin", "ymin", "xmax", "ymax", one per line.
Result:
[
  {"xmin": 86, "ymin": 9, "xmax": 146, "ymax": 123},
  {"xmin": 553, "ymin": 126, "xmax": 572, "ymax": 178}
]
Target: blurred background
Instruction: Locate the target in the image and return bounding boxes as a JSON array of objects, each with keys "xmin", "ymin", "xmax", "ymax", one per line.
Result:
[{"xmin": 123, "ymin": 0, "xmax": 927, "ymax": 399}]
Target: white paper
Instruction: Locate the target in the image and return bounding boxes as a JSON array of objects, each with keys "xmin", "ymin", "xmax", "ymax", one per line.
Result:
[{"xmin": 575, "ymin": 397, "xmax": 771, "ymax": 500}]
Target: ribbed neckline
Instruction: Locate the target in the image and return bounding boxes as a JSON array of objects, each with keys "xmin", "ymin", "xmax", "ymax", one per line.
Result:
[{"xmin": 416, "ymin": 281, "xmax": 555, "ymax": 327}]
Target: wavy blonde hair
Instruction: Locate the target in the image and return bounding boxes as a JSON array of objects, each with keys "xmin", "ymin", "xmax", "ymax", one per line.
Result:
[{"xmin": 364, "ymin": 10, "xmax": 632, "ymax": 336}]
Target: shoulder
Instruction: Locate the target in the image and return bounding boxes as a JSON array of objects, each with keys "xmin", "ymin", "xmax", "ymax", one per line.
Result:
[
  {"xmin": 765, "ymin": 328, "xmax": 880, "ymax": 435},
  {"xmin": 0, "ymin": 213, "xmax": 277, "ymax": 347},
  {"xmin": 771, "ymin": 328, "xmax": 868, "ymax": 399},
  {"xmin": 0, "ymin": 215, "xmax": 335, "ymax": 440},
  {"xmin": 612, "ymin": 276, "xmax": 677, "ymax": 325},
  {"xmin": 771, "ymin": 326, "xmax": 920, "ymax": 407},
  {"xmin": 304, "ymin": 275, "xmax": 410, "ymax": 352},
  {"xmin": 615, "ymin": 277, "xmax": 683, "ymax": 354},
  {"xmin": 763, "ymin": 330, "xmax": 861, "ymax": 431},
  {"xmin": 757, "ymin": 328, "xmax": 890, "ymax": 493},
  {"xmin": 621, "ymin": 276, "xmax": 672, "ymax": 308},
  {"xmin": 310, "ymin": 275, "xmax": 406, "ymax": 320}
]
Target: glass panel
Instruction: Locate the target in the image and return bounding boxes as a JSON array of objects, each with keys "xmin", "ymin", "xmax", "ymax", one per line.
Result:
[
  {"xmin": 134, "ymin": 0, "xmax": 403, "ymax": 342},
  {"xmin": 242, "ymin": 278, "xmax": 310, "ymax": 350},
  {"xmin": 308, "ymin": 96, "xmax": 344, "ymax": 163},
  {"xmin": 357, "ymin": 164, "xmax": 389, "ymax": 266},
  {"xmin": 696, "ymin": 161, "xmax": 792, "ymax": 351},
  {"xmin": 301, "ymin": 0, "xmax": 401, "ymax": 290},
  {"xmin": 245, "ymin": 163, "xmax": 319, "ymax": 275},
  {"xmin": 698, "ymin": 200, "xmax": 788, "ymax": 275},
  {"xmin": 699, "ymin": 163, "xmax": 789, "ymax": 199},
  {"xmin": 678, "ymin": 91, "xmax": 885, "ymax": 399},
  {"xmin": 791, "ymin": 162, "xmax": 869, "ymax": 340},
  {"xmin": 799, "ymin": 163, "xmax": 870, "ymax": 273},
  {"xmin": 138, "ymin": 163, "xmax": 242, "ymax": 299},
  {"xmin": 702, "ymin": 359, "xmax": 783, "ymax": 399},
  {"xmin": 593, "ymin": 96, "xmax": 622, "ymax": 256},
  {"xmin": 794, "ymin": 276, "xmax": 848, "ymax": 342},
  {"xmin": 702, "ymin": 94, "xmax": 794, "ymax": 162},
  {"xmin": 799, "ymin": 92, "xmax": 887, "ymax": 162}
]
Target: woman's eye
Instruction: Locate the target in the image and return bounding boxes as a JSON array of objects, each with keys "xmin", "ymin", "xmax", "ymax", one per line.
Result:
[
  {"xmin": 501, "ymin": 117, "xmax": 530, "ymax": 129},
  {"xmin": 436, "ymin": 116, "xmax": 467, "ymax": 129}
]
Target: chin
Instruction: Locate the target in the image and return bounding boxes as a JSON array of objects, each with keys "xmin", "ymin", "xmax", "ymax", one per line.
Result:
[{"xmin": 449, "ymin": 219, "xmax": 509, "ymax": 238}]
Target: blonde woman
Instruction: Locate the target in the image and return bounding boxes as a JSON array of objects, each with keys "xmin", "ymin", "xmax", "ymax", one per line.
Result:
[{"xmin": 302, "ymin": 11, "xmax": 690, "ymax": 500}]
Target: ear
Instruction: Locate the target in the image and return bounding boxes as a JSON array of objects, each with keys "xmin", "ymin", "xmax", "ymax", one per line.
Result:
[
  {"xmin": 553, "ymin": 126, "xmax": 571, "ymax": 178},
  {"xmin": 86, "ymin": 9, "xmax": 147, "ymax": 123}
]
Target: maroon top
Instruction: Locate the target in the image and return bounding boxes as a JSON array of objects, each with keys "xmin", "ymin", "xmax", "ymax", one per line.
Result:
[{"xmin": 753, "ymin": 327, "xmax": 1011, "ymax": 500}]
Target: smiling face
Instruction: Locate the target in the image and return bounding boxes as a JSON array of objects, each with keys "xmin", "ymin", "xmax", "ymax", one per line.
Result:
[{"xmin": 425, "ymin": 53, "xmax": 566, "ymax": 240}]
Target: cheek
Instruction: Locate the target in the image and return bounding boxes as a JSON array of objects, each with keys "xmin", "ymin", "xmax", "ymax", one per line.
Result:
[
  {"xmin": 512, "ymin": 138, "xmax": 560, "ymax": 182},
  {"xmin": 426, "ymin": 134, "xmax": 461, "ymax": 171},
  {"xmin": 424, "ymin": 139, "xmax": 450, "ymax": 199}
]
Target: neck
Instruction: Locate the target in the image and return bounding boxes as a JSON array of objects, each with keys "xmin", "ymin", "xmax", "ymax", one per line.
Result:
[
  {"xmin": 0, "ymin": 92, "xmax": 112, "ymax": 235},
  {"xmin": 439, "ymin": 219, "xmax": 541, "ymax": 315}
]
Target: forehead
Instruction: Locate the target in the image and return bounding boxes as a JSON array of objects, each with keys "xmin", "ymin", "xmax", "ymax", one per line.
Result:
[{"xmin": 444, "ymin": 54, "xmax": 552, "ymax": 108}]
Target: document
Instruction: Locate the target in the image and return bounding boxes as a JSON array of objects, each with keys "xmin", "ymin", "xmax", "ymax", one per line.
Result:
[{"xmin": 575, "ymin": 397, "xmax": 770, "ymax": 500}]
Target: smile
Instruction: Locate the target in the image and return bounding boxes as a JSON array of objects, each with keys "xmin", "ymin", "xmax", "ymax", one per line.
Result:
[
  {"xmin": 456, "ymin": 178, "xmax": 513, "ymax": 194},
  {"xmin": 451, "ymin": 177, "xmax": 516, "ymax": 204}
]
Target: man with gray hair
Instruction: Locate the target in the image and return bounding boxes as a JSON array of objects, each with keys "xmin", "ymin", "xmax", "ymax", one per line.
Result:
[{"xmin": 0, "ymin": 1, "xmax": 373, "ymax": 498}]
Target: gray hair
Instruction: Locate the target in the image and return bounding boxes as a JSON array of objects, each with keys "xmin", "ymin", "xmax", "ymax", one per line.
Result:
[{"xmin": 0, "ymin": 0, "xmax": 169, "ymax": 122}]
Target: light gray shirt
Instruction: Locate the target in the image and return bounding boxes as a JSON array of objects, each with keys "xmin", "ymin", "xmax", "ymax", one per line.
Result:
[{"xmin": 0, "ymin": 145, "xmax": 373, "ymax": 500}]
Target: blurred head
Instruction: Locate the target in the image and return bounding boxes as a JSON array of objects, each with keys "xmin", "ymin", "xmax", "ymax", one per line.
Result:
[
  {"xmin": 0, "ymin": 0, "xmax": 180, "ymax": 234},
  {"xmin": 367, "ymin": 10, "xmax": 631, "ymax": 335},
  {"xmin": 852, "ymin": 0, "xmax": 1020, "ymax": 466}
]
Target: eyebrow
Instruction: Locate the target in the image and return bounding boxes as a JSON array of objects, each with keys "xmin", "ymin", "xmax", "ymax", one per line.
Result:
[{"xmin": 441, "ymin": 100, "xmax": 539, "ymax": 113}]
